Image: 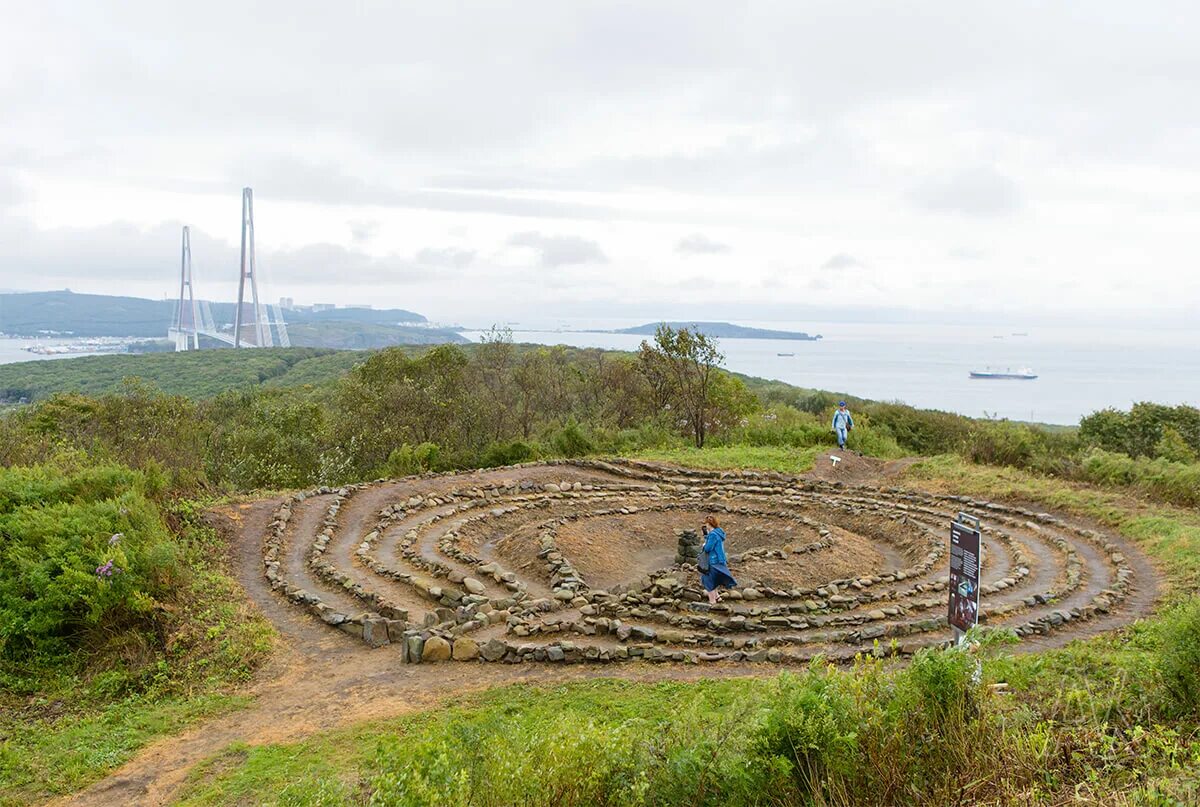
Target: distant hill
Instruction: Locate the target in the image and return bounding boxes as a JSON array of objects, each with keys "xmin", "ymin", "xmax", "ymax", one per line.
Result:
[
  {"xmin": 0, "ymin": 291, "xmax": 175, "ymax": 337},
  {"xmin": 0, "ymin": 290, "xmax": 432, "ymax": 340},
  {"xmin": 609, "ymin": 321, "xmax": 822, "ymax": 341}
]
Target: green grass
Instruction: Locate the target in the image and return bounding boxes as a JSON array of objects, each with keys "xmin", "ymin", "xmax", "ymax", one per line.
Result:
[
  {"xmin": 0, "ymin": 504, "xmax": 274, "ymax": 806},
  {"xmin": 633, "ymin": 444, "xmax": 824, "ymax": 475},
  {"xmin": 0, "ymin": 690, "xmax": 251, "ymax": 805}
]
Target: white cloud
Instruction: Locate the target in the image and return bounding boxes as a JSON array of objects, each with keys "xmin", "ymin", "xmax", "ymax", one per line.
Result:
[
  {"xmin": 507, "ymin": 232, "xmax": 608, "ymax": 268},
  {"xmin": 676, "ymin": 233, "xmax": 731, "ymax": 255},
  {"xmin": 2, "ymin": 3, "xmax": 1200, "ymax": 320}
]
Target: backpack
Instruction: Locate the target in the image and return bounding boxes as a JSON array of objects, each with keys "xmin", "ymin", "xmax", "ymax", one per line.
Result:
[{"xmin": 696, "ymin": 548, "xmax": 711, "ymax": 573}]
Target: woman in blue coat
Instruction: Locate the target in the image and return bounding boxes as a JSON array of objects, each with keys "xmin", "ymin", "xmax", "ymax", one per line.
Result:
[{"xmin": 700, "ymin": 515, "xmax": 737, "ymax": 604}]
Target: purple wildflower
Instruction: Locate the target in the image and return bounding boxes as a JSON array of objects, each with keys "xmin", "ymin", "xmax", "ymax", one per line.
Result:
[
  {"xmin": 109, "ymin": 533, "xmax": 123, "ymax": 546},
  {"xmin": 95, "ymin": 559, "xmax": 120, "ymax": 579}
]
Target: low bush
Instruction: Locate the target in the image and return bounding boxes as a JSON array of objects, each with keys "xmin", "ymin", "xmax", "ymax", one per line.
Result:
[
  {"xmin": 384, "ymin": 442, "xmax": 442, "ymax": 476},
  {"xmin": 0, "ymin": 462, "xmax": 182, "ymax": 662},
  {"xmin": 550, "ymin": 420, "xmax": 595, "ymax": 458},
  {"xmin": 479, "ymin": 440, "xmax": 537, "ymax": 468},
  {"xmin": 1080, "ymin": 449, "xmax": 1200, "ymax": 508},
  {"xmin": 1156, "ymin": 598, "xmax": 1200, "ymax": 720}
]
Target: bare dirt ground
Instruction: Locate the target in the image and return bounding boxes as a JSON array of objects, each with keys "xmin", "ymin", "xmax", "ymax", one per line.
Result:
[{"xmin": 53, "ymin": 457, "xmax": 1163, "ymax": 807}]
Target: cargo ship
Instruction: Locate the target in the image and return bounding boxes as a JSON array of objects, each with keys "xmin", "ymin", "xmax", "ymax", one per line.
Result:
[{"xmin": 969, "ymin": 367, "xmax": 1037, "ymax": 380}]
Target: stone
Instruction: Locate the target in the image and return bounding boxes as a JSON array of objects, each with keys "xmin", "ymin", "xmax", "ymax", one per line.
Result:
[
  {"xmin": 463, "ymin": 577, "xmax": 486, "ymax": 595},
  {"xmin": 423, "ymin": 635, "xmax": 452, "ymax": 661},
  {"xmin": 481, "ymin": 638, "xmax": 508, "ymax": 662},
  {"xmin": 405, "ymin": 634, "xmax": 425, "ymax": 663},
  {"xmin": 452, "ymin": 637, "xmax": 480, "ymax": 661},
  {"xmin": 362, "ymin": 617, "xmax": 391, "ymax": 647}
]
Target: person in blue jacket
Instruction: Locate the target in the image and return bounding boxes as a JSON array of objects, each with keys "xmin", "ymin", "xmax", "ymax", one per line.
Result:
[
  {"xmin": 832, "ymin": 401, "xmax": 854, "ymax": 449},
  {"xmin": 700, "ymin": 515, "xmax": 737, "ymax": 604}
]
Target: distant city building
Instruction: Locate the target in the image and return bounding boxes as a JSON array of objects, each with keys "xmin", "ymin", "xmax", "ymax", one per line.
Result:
[
  {"xmin": 311, "ymin": 303, "xmax": 336, "ymax": 312},
  {"xmin": 279, "ymin": 297, "xmax": 294, "ymax": 310},
  {"xmin": 344, "ymin": 304, "xmax": 373, "ymax": 310}
]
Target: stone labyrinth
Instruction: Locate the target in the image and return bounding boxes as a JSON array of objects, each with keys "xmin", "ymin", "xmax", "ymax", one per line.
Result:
[{"xmin": 259, "ymin": 459, "xmax": 1140, "ymax": 666}]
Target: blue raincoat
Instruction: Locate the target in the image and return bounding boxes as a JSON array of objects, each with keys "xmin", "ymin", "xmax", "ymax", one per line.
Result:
[{"xmin": 700, "ymin": 527, "xmax": 738, "ymax": 591}]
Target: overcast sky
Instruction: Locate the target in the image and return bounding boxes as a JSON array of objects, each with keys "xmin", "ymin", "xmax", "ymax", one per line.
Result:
[{"xmin": 2, "ymin": 2, "xmax": 1199, "ymax": 326}]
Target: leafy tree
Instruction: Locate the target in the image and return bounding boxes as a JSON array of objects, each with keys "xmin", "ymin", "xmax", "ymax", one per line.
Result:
[
  {"xmin": 205, "ymin": 389, "xmax": 329, "ymax": 489},
  {"xmin": 639, "ymin": 325, "xmax": 732, "ymax": 448},
  {"xmin": 1155, "ymin": 427, "xmax": 1198, "ymax": 464},
  {"xmin": 334, "ymin": 345, "xmax": 481, "ymax": 474},
  {"xmin": 597, "ymin": 354, "xmax": 653, "ymax": 429},
  {"xmin": 473, "ymin": 327, "xmax": 518, "ymax": 441}
]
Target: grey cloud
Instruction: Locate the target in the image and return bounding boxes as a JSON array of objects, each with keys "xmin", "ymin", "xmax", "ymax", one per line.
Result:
[
  {"xmin": 676, "ymin": 233, "xmax": 731, "ymax": 255},
  {"xmin": 0, "ymin": 170, "xmax": 24, "ymax": 209},
  {"xmin": 948, "ymin": 246, "xmax": 988, "ymax": 261},
  {"xmin": 235, "ymin": 155, "xmax": 653, "ymax": 222},
  {"xmin": 821, "ymin": 254, "xmax": 863, "ymax": 270},
  {"xmin": 508, "ymin": 232, "xmax": 608, "ymax": 268},
  {"xmin": 0, "ymin": 214, "xmax": 434, "ymax": 291},
  {"xmin": 414, "ymin": 247, "xmax": 475, "ymax": 269},
  {"xmin": 349, "ymin": 220, "xmax": 380, "ymax": 243},
  {"xmin": 269, "ymin": 243, "xmax": 431, "ymax": 285},
  {"xmin": 909, "ymin": 167, "xmax": 1023, "ymax": 216}
]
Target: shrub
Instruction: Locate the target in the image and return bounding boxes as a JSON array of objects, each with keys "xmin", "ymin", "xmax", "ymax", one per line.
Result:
[
  {"xmin": 752, "ymin": 667, "xmax": 860, "ymax": 800},
  {"xmin": 1080, "ymin": 449, "xmax": 1200, "ymax": 508},
  {"xmin": 479, "ymin": 440, "xmax": 537, "ymax": 468},
  {"xmin": 551, "ymin": 421, "xmax": 594, "ymax": 458},
  {"xmin": 864, "ymin": 403, "xmax": 973, "ymax": 455},
  {"xmin": 385, "ymin": 442, "xmax": 442, "ymax": 477},
  {"xmin": 1156, "ymin": 598, "xmax": 1200, "ymax": 719},
  {"xmin": 0, "ymin": 463, "xmax": 182, "ymax": 661},
  {"xmin": 1155, "ymin": 427, "xmax": 1198, "ymax": 464}
]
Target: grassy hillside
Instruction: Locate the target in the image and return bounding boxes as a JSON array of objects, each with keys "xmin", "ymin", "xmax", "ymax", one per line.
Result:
[{"xmin": 0, "ymin": 348, "xmax": 352, "ymax": 402}]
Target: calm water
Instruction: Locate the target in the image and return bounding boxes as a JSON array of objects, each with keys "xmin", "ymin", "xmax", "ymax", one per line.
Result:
[
  {"xmin": 463, "ymin": 320, "xmax": 1200, "ymax": 426},
  {"xmin": 0, "ymin": 338, "xmax": 112, "ymax": 365}
]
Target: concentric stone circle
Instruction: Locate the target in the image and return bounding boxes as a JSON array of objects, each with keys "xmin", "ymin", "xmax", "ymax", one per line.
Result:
[{"xmin": 258, "ymin": 459, "xmax": 1139, "ymax": 665}]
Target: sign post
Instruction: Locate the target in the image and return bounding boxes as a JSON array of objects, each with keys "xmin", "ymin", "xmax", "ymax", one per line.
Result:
[{"xmin": 947, "ymin": 512, "xmax": 982, "ymax": 646}]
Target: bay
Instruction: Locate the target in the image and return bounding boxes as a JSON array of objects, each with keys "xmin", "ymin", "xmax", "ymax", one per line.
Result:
[{"xmin": 463, "ymin": 319, "xmax": 1200, "ymax": 426}]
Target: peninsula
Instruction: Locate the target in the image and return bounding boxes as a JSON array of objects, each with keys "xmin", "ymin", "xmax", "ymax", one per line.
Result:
[{"xmin": 605, "ymin": 321, "xmax": 822, "ymax": 341}]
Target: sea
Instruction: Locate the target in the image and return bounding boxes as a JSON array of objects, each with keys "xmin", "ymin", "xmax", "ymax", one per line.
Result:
[
  {"xmin": 461, "ymin": 319, "xmax": 1200, "ymax": 426},
  {"xmin": 0, "ymin": 338, "xmax": 116, "ymax": 365}
]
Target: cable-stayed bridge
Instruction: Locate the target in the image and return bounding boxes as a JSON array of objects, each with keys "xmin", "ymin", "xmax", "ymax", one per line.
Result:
[{"xmin": 168, "ymin": 187, "xmax": 289, "ymax": 351}]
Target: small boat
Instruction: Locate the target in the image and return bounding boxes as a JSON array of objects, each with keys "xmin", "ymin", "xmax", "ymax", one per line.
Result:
[
  {"xmin": 970, "ymin": 367, "xmax": 1037, "ymax": 380},
  {"xmin": 777, "ymin": 352, "xmax": 795, "ymax": 357}
]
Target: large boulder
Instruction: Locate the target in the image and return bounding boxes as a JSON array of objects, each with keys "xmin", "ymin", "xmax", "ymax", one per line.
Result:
[
  {"xmin": 423, "ymin": 635, "xmax": 452, "ymax": 661},
  {"xmin": 481, "ymin": 638, "xmax": 508, "ymax": 662},
  {"xmin": 452, "ymin": 637, "xmax": 480, "ymax": 661}
]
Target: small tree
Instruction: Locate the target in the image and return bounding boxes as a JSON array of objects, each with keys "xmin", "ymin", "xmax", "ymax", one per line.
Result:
[{"xmin": 640, "ymin": 325, "xmax": 726, "ymax": 448}]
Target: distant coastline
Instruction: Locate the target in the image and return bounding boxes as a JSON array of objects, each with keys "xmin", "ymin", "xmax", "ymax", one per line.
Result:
[{"xmin": 597, "ymin": 321, "xmax": 823, "ymax": 341}]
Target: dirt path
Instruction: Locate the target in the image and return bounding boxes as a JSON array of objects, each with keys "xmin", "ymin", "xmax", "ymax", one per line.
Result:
[{"xmin": 54, "ymin": 458, "xmax": 1164, "ymax": 807}]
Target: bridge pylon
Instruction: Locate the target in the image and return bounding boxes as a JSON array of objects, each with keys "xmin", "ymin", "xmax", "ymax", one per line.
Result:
[
  {"xmin": 233, "ymin": 187, "xmax": 273, "ymax": 348},
  {"xmin": 170, "ymin": 226, "xmax": 200, "ymax": 351}
]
